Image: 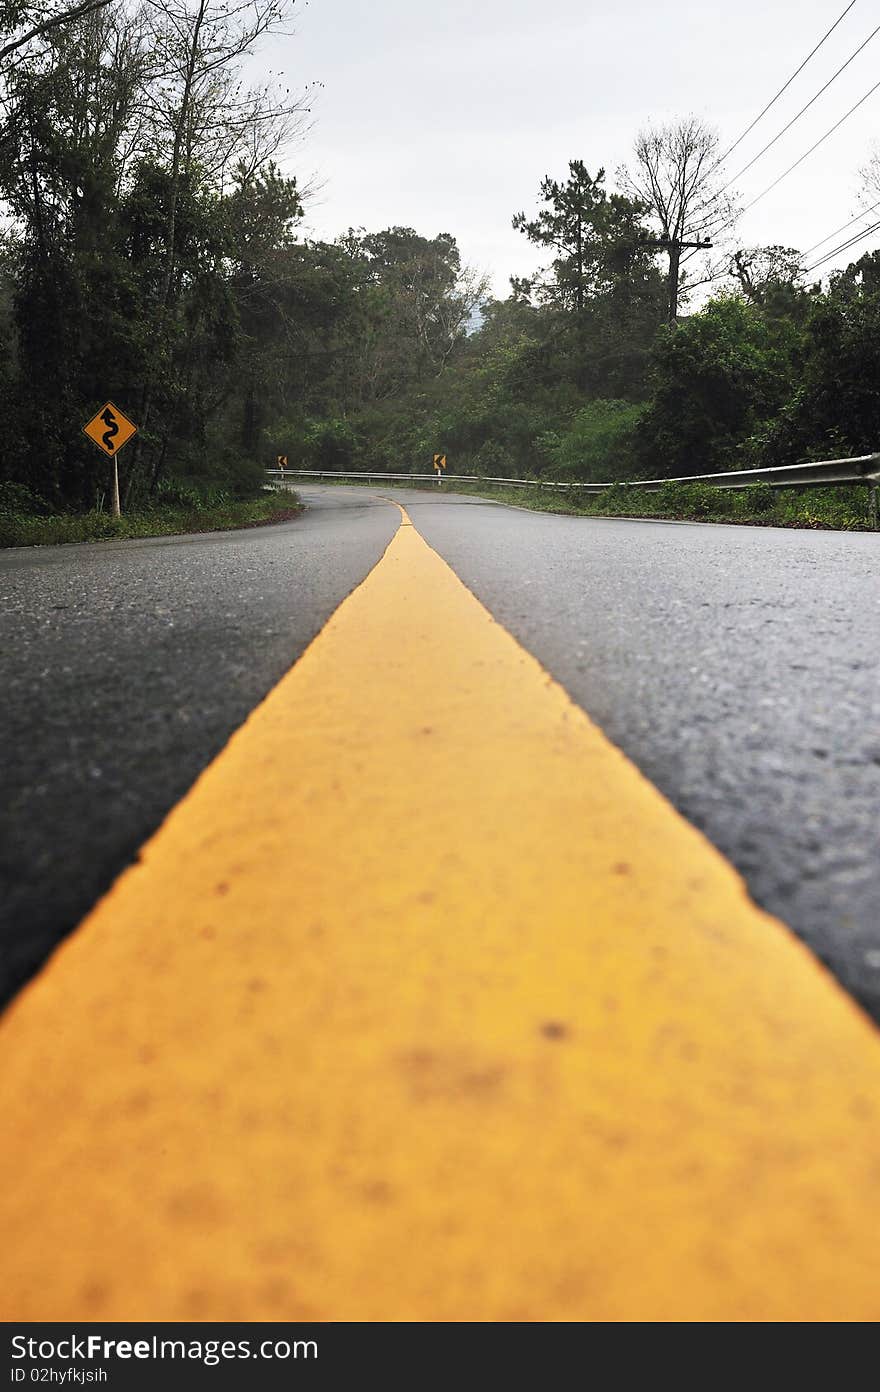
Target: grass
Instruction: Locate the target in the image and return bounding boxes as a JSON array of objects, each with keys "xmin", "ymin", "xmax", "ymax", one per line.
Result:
[
  {"xmin": 305, "ymin": 474, "xmax": 876, "ymax": 531},
  {"xmin": 446, "ymin": 479, "xmax": 877, "ymax": 530},
  {"xmin": 0, "ymin": 489, "xmax": 302, "ymax": 549}
]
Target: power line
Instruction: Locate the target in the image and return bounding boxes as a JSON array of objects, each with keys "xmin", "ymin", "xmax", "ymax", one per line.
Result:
[
  {"xmin": 717, "ymin": 19, "xmax": 880, "ymax": 194},
  {"xmin": 802, "ymin": 198, "xmax": 880, "ymax": 257},
  {"xmin": 804, "ymin": 220, "xmax": 880, "ymax": 273},
  {"xmin": 715, "ymin": 0, "xmax": 860, "ymax": 168},
  {"xmin": 717, "ymin": 71, "xmax": 880, "ymax": 234},
  {"xmin": 803, "ymin": 216, "xmax": 880, "ymax": 273}
]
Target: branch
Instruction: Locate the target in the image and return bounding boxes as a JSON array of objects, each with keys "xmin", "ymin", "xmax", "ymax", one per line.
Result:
[{"xmin": 0, "ymin": 0, "xmax": 114, "ymax": 62}]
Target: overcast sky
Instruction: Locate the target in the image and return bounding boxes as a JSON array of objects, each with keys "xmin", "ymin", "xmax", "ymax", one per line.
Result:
[{"xmin": 259, "ymin": 0, "xmax": 880, "ymax": 294}]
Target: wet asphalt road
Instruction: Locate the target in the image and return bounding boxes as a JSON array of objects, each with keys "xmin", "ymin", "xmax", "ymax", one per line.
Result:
[
  {"xmin": 2, "ymin": 484, "xmax": 879, "ymax": 1019},
  {"xmin": 0, "ymin": 491, "xmax": 397, "ymax": 1007}
]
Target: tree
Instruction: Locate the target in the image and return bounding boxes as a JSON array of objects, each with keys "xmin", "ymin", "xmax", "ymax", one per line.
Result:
[
  {"xmin": 0, "ymin": 3, "xmax": 152, "ymax": 505},
  {"xmin": 513, "ymin": 161, "xmax": 607, "ymax": 312},
  {"xmin": 224, "ymin": 160, "xmax": 303, "ymax": 456},
  {"xmin": 0, "ymin": 0, "xmax": 308, "ymax": 505},
  {"xmin": 122, "ymin": 0, "xmax": 304, "ymax": 498},
  {"xmin": 512, "ymin": 160, "xmax": 655, "ymax": 311},
  {"xmin": 763, "ymin": 250, "xmax": 880, "ymax": 463},
  {"xmin": 732, "ymin": 246, "xmax": 802, "ymax": 304},
  {"xmin": 621, "ymin": 116, "xmax": 738, "ymax": 322},
  {"xmin": 336, "ymin": 226, "xmax": 488, "ymax": 403},
  {"xmin": 511, "ymin": 163, "xmax": 665, "ymax": 398},
  {"xmin": 636, "ymin": 296, "xmax": 798, "ymax": 475}
]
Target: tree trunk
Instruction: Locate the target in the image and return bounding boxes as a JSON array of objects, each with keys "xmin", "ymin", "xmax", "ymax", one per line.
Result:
[
  {"xmin": 241, "ymin": 382, "xmax": 261, "ymax": 457},
  {"xmin": 576, "ymin": 212, "xmax": 584, "ymax": 312},
  {"xmin": 122, "ymin": 2, "xmax": 207, "ymax": 505},
  {"xmin": 667, "ymin": 244, "xmax": 681, "ymax": 323},
  {"xmin": 148, "ymin": 432, "xmax": 170, "ymax": 494}
]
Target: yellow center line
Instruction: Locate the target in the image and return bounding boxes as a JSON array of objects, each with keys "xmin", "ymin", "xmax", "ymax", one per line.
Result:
[{"xmin": 2, "ymin": 505, "xmax": 880, "ymax": 1322}]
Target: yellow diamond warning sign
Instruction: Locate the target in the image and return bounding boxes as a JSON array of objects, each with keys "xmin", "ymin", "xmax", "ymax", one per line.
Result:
[{"xmin": 83, "ymin": 402, "xmax": 138, "ymax": 458}]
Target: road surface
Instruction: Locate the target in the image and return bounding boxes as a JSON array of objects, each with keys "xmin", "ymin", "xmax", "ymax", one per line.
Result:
[
  {"xmin": 0, "ymin": 489, "xmax": 397, "ymax": 1005},
  {"xmin": 3, "ymin": 482, "xmax": 880, "ymax": 1322},
  {"xmin": 2, "ymin": 483, "xmax": 877, "ymax": 1015},
  {"xmin": 397, "ymin": 487, "xmax": 880, "ymax": 1018}
]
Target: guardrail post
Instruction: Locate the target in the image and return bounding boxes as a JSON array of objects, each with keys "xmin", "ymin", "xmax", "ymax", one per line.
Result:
[{"xmin": 870, "ymin": 482, "xmax": 878, "ymax": 532}]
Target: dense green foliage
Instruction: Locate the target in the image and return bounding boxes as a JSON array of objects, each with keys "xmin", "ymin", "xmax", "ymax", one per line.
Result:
[
  {"xmin": 2, "ymin": 2, "xmax": 879, "ymax": 536},
  {"xmin": 449, "ymin": 481, "xmax": 874, "ymax": 531},
  {"xmin": 0, "ymin": 478, "xmax": 300, "ymax": 546}
]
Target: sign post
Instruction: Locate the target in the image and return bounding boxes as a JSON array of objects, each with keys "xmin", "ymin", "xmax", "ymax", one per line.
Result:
[
  {"xmin": 433, "ymin": 453, "xmax": 447, "ymax": 487},
  {"xmin": 83, "ymin": 402, "xmax": 138, "ymax": 517}
]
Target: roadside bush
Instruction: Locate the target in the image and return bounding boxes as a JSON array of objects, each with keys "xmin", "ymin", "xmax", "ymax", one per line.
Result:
[
  {"xmin": 637, "ymin": 298, "xmax": 799, "ymax": 477},
  {"xmin": 658, "ymin": 481, "xmax": 734, "ymax": 517},
  {"xmin": 542, "ymin": 399, "xmax": 644, "ymax": 481},
  {"xmin": 304, "ymin": 417, "xmax": 358, "ymax": 471},
  {"xmin": 154, "ymin": 479, "xmax": 235, "ymax": 510},
  {"xmin": 742, "ymin": 481, "xmax": 775, "ymax": 512},
  {"xmin": 0, "ymin": 480, "xmax": 49, "ymax": 516},
  {"xmin": 472, "ymin": 440, "xmax": 510, "ymax": 475}
]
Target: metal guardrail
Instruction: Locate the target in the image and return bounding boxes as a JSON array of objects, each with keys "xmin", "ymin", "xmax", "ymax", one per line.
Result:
[{"xmin": 266, "ymin": 453, "xmax": 880, "ymax": 527}]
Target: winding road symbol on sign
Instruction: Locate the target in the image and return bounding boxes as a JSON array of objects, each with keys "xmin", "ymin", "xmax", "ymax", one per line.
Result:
[
  {"xmin": 83, "ymin": 402, "xmax": 138, "ymax": 458},
  {"xmin": 101, "ymin": 408, "xmax": 119, "ymax": 452}
]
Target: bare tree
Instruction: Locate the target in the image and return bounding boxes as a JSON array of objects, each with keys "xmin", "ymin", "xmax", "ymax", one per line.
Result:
[
  {"xmin": 620, "ymin": 116, "xmax": 739, "ymax": 322},
  {"xmin": 860, "ymin": 143, "xmax": 880, "ymax": 201}
]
